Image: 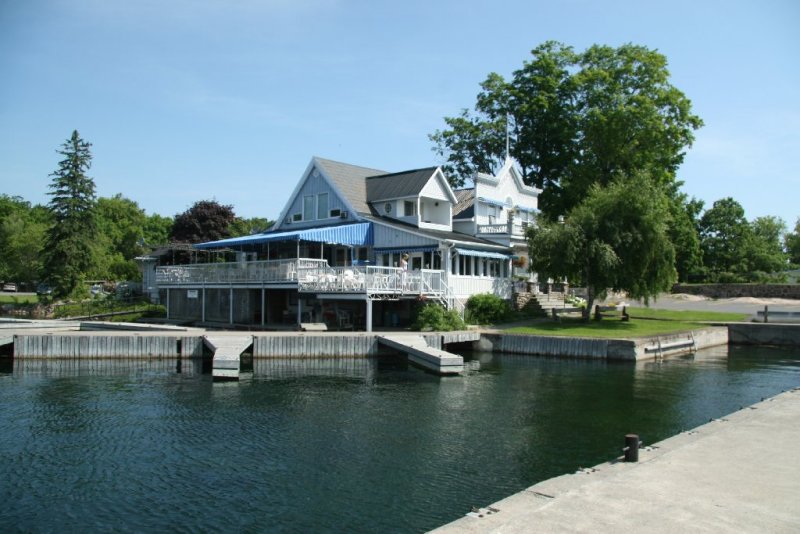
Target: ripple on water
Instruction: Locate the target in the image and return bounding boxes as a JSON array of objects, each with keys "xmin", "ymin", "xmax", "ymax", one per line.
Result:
[{"xmin": 0, "ymin": 347, "xmax": 798, "ymax": 532}]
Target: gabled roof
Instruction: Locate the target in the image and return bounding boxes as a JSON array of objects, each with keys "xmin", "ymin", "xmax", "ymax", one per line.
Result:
[
  {"xmin": 475, "ymin": 156, "xmax": 542, "ymax": 196},
  {"xmin": 366, "ymin": 167, "xmax": 438, "ymax": 202},
  {"xmin": 452, "ymin": 189, "xmax": 475, "ymax": 219},
  {"xmin": 314, "ymin": 157, "xmax": 388, "ymax": 215}
]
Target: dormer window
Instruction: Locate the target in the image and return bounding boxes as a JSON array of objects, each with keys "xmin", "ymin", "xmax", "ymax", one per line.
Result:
[{"xmin": 404, "ymin": 201, "xmax": 416, "ymax": 216}]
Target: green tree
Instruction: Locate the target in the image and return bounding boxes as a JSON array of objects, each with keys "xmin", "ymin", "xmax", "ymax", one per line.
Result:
[
  {"xmin": 143, "ymin": 213, "xmax": 174, "ymax": 247},
  {"xmin": 0, "ymin": 195, "xmax": 51, "ymax": 287},
  {"xmin": 667, "ymin": 192, "xmax": 704, "ymax": 282},
  {"xmin": 527, "ymin": 172, "xmax": 676, "ymax": 320},
  {"xmin": 228, "ymin": 216, "xmax": 273, "ymax": 238},
  {"xmin": 93, "ymin": 194, "xmax": 152, "ymax": 281},
  {"xmin": 563, "ymin": 44, "xmax": 702, "ymax": 211},
  {"xmin": 42, "ymin": 131, "xmax": 98, "ymax": 297},
  {"xmin": 431, "ymin": 41, "xmax": 702, "ymax": 220},
  {"xmin": 749, "ymin": 216, "xmax": 787, "ymax": 274},
  {"xmin": 170, "ymin": 200, "xmax": 236, "ymax": 244},
  {"xmin": 698, "ymin": 198, "xmax": 752, "ymax": 280},
  {"xmin": 786, "ymin": 218, "xmax": 800, "ymax": 267}
]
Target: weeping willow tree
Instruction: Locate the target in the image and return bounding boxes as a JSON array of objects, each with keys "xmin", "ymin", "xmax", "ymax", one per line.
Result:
[{"xmin": 527, "ymin": 172, "xmax": 677, "ymax": 320}]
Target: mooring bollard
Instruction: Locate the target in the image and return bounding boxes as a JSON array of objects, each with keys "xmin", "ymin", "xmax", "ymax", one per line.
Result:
[{"xmin": 623, "ymin": 433, "xmax": 640, "ymax": 462}]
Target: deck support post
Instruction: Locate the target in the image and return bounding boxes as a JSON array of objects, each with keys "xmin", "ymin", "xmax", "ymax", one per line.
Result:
[
  {"xmin": 166, "ymin": 288, "xmax": 170, "ymax": 320},
  {"xmin": 297, "ymin": 297, "xmax": 302, "ymax": 326},
  {"xmin": 229, "ymin": 287, "xmax": 234, "ymax": 325},
  {"xmin": 366, "ymin": 299, "xmax": 373, "ymax": 332}
]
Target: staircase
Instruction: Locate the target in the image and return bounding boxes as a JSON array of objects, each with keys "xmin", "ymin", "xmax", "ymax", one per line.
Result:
[{"xmin": 526, "ymin": 291, "xmax": 567, "ymax": 317}]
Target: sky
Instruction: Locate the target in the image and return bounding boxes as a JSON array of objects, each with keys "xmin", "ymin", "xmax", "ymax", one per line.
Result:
[{"xmin": 1, "ymin": 0, "xmax": 798, "ymax": 228}]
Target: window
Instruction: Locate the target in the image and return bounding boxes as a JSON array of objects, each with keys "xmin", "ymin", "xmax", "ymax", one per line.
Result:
[
  {"xmin": 404, "ymin": 200, "xmax": 416, "ymax": 216},
  {"xmin": 292, "ymin": 213, "xmax": 302, "ymax": 222},
  {"xmin": 330, "ymin": 208, "xmax": 341, "ymax": 218},
  {"xmin": 304, "ymin": 195, "xmax": 315, "ymax": 221},
  {"xmin": 317, "ymin": 193, "xmax": 328, "ymax": 220}
]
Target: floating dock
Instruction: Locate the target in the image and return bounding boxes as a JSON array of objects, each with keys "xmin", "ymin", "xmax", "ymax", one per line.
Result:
[{"xmin": 378, "ymin": 335, "xmax": 464, "ymax": 375}]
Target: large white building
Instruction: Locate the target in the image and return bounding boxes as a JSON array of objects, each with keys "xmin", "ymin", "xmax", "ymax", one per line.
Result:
[{"xmin": 149, "ymin": 156, "xmax": 540, "ymax": 331}]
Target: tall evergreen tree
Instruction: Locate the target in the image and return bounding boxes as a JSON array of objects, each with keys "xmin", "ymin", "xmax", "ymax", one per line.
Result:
[{"xmin": 43, "ymin": 130, "xmax": 98, "ymax": 297}]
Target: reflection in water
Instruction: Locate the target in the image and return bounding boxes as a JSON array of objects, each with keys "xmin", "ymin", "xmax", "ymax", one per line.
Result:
[
  {"xmin": 0, "ymin": 345, "xmax": 797, "ymax": 533},
  {"xmin": 253, "ymin": 356, "xmax": 380, "ymax": 383}
]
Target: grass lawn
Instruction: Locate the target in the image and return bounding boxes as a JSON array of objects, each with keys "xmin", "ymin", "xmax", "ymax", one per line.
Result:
[
  {"xmin": 0, "ymin": 294, "xmax": 39, "ymax": 305},
  {"xmin": 503, "ymin": 306, "xmax": 747, "ymax": 339},
  {"xmin": 625, "ymin": 307, "xmax": 748, "ymax": 322}
]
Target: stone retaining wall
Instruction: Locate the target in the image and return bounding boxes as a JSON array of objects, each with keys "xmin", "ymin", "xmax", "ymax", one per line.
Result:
[{"xmin": 673, "ymin": 284, "xmax": 800, "ymax": 299}]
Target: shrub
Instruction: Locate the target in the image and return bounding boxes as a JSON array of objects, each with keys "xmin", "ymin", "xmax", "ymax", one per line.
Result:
[
  {"xmin": 465, "ymin": 293, "xmax": 511, "ymax": 325},
  {"xmin": 411, "ymin": 302, "xmax": 466, "ymax": 331}
]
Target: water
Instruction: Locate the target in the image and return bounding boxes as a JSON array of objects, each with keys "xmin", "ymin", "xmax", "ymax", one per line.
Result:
[{"xmin": 0, "ymin": 346, "xmax": 798, "ymax": 533}]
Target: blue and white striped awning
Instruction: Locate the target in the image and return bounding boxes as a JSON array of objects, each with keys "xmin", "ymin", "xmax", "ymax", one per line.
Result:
[
  {"xmin": 515, "ymin": 205, "xmax": 538, "ymax": 214},
  {"xmin": 454, "ymin": 248, "xmax": 511, "ymax": 260},
  {"xmin": 477, "ymin": 196, "xmax": 509, "ymax": 208},
  {"xmin": 194, "ymin": 223, "xmax": 374, "ymax": 249},
  {"xmin": 374, "ymin": 245, "xmax": 439, "ymax": 254}
]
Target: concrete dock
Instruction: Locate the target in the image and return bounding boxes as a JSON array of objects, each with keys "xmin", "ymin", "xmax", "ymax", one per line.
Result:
[
  {"xmin": 433, "ymin": 388, "xmax": 800, "ymax": 533},
  {"xmin": 378, "ymin": 334, "xmax": 464, "ymax": 375},
  {"xmin": 203, "ymin": 334, "xmax": 253, "ymax": 380}
]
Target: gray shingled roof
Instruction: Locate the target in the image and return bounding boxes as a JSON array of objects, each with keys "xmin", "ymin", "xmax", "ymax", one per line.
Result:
[
  {"xmin": 314, "ymin": 157, "xmax": 388, "ymax": 215},
  {"xmin": 452, "ymin": 188, "xmax": 475, "ymax": 219},
  {"xmin": 366, "ymin": 168, "xmax": 438, "ymax": 202}
]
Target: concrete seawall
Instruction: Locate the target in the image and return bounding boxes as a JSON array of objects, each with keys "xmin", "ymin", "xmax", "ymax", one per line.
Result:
[
  {"xmin": 729, "ymin": 323, "xmax": 800, "ymax": 346},
  {"xmin": 479, "ymin": 327, "xmax": 729, "ymax": 361},
  {"xmin": 6, "ymin": 330, "xmax": 481, "ymax": 360},
  {"xmin": 3, "ymin": 324, "xmax": 796, "ymax": 361}
]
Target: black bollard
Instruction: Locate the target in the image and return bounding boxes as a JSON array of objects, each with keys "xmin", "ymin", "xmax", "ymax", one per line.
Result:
[{"xmin": 624, "ymin": 434, "xmax": 639, "ymax": 462}]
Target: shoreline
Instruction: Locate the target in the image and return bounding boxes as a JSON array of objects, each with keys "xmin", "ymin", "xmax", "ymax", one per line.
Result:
[{"xmin": 2, "ymin": 320, "xmax": 799, "ymax": 361}]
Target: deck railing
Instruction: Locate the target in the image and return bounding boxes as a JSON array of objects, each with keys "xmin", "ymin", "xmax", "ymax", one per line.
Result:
[
  {"xmin": 476, "ymin": 222, "xmax": 529, "ymax": 236},
  {"xmin": 297, "ymin": 262, "xmax": 445, "ymax": 297},
  {"xmin": 156, "ymin": 259, "xmax": 299, "ymax": 285},
  {"xmin": 157, "ymin": 258, "xmax": 446, "ymax": 298}
]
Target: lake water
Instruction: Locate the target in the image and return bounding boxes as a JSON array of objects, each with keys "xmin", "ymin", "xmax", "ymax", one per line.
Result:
[{"xmin": 1, "ymin": 345, "xmax": 798, "ymax": 532}]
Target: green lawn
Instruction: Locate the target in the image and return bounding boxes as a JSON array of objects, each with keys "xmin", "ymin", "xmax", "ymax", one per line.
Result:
[
  {"xmin": 505, "ymin": 318, "xmax": 707, "ymax": 338},
  {"xmin": 625, "ymin": 306, "xmax": 748, "ymax": 322},
  {"xmin": 0, "ymin": 294, "xmax": 39, "ymax": 305},
  {"xmin": 503, "ymin": 306, "xmax": 747, "ymax": 338}
]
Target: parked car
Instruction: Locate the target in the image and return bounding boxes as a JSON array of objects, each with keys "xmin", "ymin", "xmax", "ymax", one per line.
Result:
[
  {"xmin": 36, "ymin": 283, "xmax": 53, "ymax": 295},
  {"xmin": 3, "ymin": 282, "xmax": 17, "ymax": 292}
]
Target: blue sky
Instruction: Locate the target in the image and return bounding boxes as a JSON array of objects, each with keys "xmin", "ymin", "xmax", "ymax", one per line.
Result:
[{"xmin": 1, "ymin": 0, "xmax": 798, "ymax": 228}]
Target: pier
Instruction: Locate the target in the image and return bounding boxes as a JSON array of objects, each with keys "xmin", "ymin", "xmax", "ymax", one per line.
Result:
[
  {"xmin": 433, "ymin": 388, "xmax": 800, "ymax": 533},
  {"xmin": 378, "ymin": 335, "xmax": 464, "ymax": 375},
  {"xmin": 203, "ymin": 334, "xmax": 253, "ymax": 380}
]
